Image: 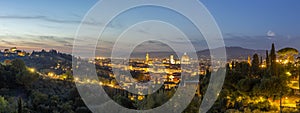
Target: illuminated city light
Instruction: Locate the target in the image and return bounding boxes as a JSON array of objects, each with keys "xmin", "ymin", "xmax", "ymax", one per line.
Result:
[
  {"xmin": 74, "ymin": 77, "xmax": 79, "ymax": 81},
  {"xmin": 138, "ymin": 95, "xmax": 145, "ymax": 100},
  {"xmin": 48, "ymin": 72, "xmax": 55, "ymax": 77},
  {"xmin": 28, "ymin": 68, "xmax": 35, "ymax": 73},
  {"xmin": 260, "ymin": 64, "xmax": 266, "ymax": 68},
  {"xmin": 86, "ymin": 79, "xmax": 91, "ymax": 83},
  {"xmin": 286, "ymin": 72, "xmax": 292, "ymax": 76},
  {"xmin": 283, "ymin": 60, "xmax": 289, "ymax": 64}
]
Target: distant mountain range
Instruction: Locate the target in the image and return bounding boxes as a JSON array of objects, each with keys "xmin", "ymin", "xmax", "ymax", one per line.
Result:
[
  {"xmin": 197, "ymin": 47, "xmax": 266, "ymax": 59},
  {"xmin": 0, "ymin": 46, "xmax": 266, "ymax": 60},
  {"xmin": 130, "ymin": 47, "xmax": 266, "ymax": 59}
]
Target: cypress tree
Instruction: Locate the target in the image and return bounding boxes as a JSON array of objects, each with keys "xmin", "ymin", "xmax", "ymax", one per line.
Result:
[
  {"xmin": 260, "ymin": 56, "xmax": 263, "ymax": 65},
  {"xmin": 18, "ymin": 97, "xmax": 23, "ymax": 113},
  {"xmin": 231, "ymin": 61, "xmax": 235, "ymax": 69},
  {"xmin": 251, "ymin": 54, "xmax": 260, "ymax": 76},
  {"xmin": 266, "ymin": 50, "xmax": 270, "ymax": 68},
  {"xmin": 270, "ymin": 43, "xmax": 277, "ymax": 76}
]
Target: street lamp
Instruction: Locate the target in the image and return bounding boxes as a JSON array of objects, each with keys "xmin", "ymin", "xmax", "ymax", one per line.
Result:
[
  {"xmin": 74, "ymin": 77, "xmax": 79, "ymax": 82},
  {"xmin": 286, "ymin": 71, "xmax": 292, "ymax": 76},
  {"xmin": 28, "ymin": 68, "xmax": 35, "ymax": 73},
  {"xmin": 48, "ymin": 72, "xmax": 55, "ymax": 77}
]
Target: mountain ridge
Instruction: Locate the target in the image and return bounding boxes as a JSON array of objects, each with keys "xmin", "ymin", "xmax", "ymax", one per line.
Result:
[{"xmin": 130, "ymin": 46, "xmax": 266, "ymax": 59}]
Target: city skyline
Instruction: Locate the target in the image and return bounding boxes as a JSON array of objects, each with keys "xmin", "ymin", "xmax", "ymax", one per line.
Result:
[
  {"xmin": 1, "ymin": 1, "xmax": 300, "ymax": 112},
  {"xmin": 0, "ymin": 0, "xmax": 300, "ymax": 54}
]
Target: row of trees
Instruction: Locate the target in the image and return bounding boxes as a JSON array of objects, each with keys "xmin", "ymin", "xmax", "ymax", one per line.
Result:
[
  {"xmin": 2, "ymin": 43, "xmax": 299, "ymax": 112},
  {"xmin": 0, "ymin": 59, "xmax": 39, "ymax": 89},
  {"xmin": 0, "ymin": 59, "xmax": 91, "ymax": 113},
  {"xmin": 92, "ymin": 43, "xmax": 298, "ymax": 112},
  {"xmin": 204, "ymin": 43, "xmax": 299, "ymax": 112}
]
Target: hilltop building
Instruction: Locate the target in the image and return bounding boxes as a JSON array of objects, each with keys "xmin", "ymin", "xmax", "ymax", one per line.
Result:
[{"xmin": 1, "ymin": 47, "xmax": 27, "ymax": 57}]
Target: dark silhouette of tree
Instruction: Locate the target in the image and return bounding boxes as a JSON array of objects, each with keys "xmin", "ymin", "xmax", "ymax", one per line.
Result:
[
  {"xmin": 270, "ymin": 43, "xmax": 277, "ymax": 76},
  {"xmin": 237, "ymin": 78, "xmax": 260, "ymax": 93},
  {"xmin": 16, "ymin": 69, "xmax": 38, "ymax": 88},
  {"xmin": 18, "ymin": 97, "xmax": 23, "ymax": 113},
  {"xmin": 277, "ymin": 47, "xmax": 299, "ymax": 62},
  {"xmin": 260, "ymin": 56, "xmax": 263, "ymax": 65},
  {"xmin": 266, "ymin": 50, "xmax": 270, "ymax": 68},
  {"xmin": 113, "ymin": 95, "xmax": 135, "ymax": 109},
  {"xmin": 11, "ymin": 59, "xmax": 26, "ymax": 72},
  {"xmin": 0, "ymin": 96, "xmax": 8, "ymax": 112},
  {"xmin": 231, "ymin": 61, "xmax": 235, "ymax": 69},
  {"xmin": 251, "ymin": 54, "xmax": 260, "ymax": 77},
  {"xmin": 235, "ymin": 62, "xmax": 250, "ymax": 77}
]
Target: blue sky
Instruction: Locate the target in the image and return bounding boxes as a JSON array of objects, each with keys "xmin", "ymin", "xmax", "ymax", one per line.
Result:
[{"xmin": 0, "ymin": 0, "xmax": 300, "ymax": 54}]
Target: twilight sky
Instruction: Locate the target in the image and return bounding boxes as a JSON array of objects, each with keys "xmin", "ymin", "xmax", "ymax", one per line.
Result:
[{"xmin": 0, "ymin": 0, "xmax": 300, "ymax": 54}]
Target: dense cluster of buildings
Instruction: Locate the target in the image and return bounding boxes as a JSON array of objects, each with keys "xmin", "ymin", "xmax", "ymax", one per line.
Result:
[
  {"xmin": 94, "ymin": 52, "xmax": 212, "ymax": 92},
  {"xmin": 90, "ymin": 52, "xmax": 210, "ymax": 100},
  {"xmin": 0, "ymin": 47, "xmax": 27, "ymax": 57}
]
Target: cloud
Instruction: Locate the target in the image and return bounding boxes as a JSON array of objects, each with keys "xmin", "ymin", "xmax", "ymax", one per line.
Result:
[
  {"xmin": 1, "ymin": 40, "xmax": 15, "ymax": 45},
  {"xmin": 19, "ymin": 41, "xmax": 47, "ymax": 46},
  {"xmin": 0, "ymin": 15, "xmax": 45, "ymax": 19},
  {"xmin": 145, "ymin": 40, "xmax": 170, "ymax": 47},
  {"xmin": 64, "ymin": 43, "xmax": 73, "ymax": 47},
  {"xmin": 267, "ymin": 30, "xmax": 276, "ymax": 37},
  {"xmin": 38, "ymin": 35, "xmax": 70, "ymax": 44},
  {"xmin": 146, "ymin": 40, "xmax": 160, "ymax": 44},
  {"xmin": 0, "ymin": 15, "xmax": 101, "ymax": 25},
  {"xmin": 39, "ymin": 36, "xmax": 55, "ymax": 40},
  {"xmin": 0, "ymin": 35, "xmax": 23, "ymax": 40}
]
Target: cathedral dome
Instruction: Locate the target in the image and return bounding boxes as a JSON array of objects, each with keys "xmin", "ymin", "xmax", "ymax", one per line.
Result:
[{"xmin": 181, "ymin": 53, "xmax": 190, "ymax": 64}]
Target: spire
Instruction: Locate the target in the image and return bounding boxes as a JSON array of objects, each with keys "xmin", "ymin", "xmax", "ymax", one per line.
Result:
[
  {"xmin": 248, "ymin": 55, "xmax": 251, "ymax": 65},
  {"xmin": 145, "ymin": 52, "xmax": 149, "ymax": 64}
]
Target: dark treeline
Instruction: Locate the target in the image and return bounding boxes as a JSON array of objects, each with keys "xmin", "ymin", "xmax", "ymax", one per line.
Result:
[
  {"xmin": 0, "ymin": 59, "xmax": 91, "ymax": 113},
  {"xmin": 199, "ymin": 43, "xmax": 300, "ymax": 113},
  {"xmin": 1, "ymin": 43, "xmax": 300, "ymax": 113}
]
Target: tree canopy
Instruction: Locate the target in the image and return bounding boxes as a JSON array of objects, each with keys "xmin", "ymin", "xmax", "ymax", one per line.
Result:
[{"xmin": 277, "ymin": 47, "xmax": 299, "ymax": 61}]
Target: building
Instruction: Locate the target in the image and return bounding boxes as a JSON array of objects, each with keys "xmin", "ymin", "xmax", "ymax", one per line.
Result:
[
  {"xmin": 248, "ymin": 55, "xmax": 251, "ymax": 65},
  {"xmin": 4, "ymin": 49, "xmax": 9, "ymax": 53},
  {"xmin": 17, "ymin": 51, "xmax": 26, "ymax": 56},
  {"xmin": 170, "ymin": 54, "xmax": 175, "ymax": 64},
  {"xmin": 145, "ymin": 52, "xmax": 149, "ymax": 64},
  {"xmin": 2, "ymin": 47, "xmax": 27, "ymax": 57},
  {"xmin": 10, "ymin": 47, "xmax": 17, "ymax": 53},
  {"xmin": 181, "ymin": 53, "xmax": 191, "ymax": 65}
]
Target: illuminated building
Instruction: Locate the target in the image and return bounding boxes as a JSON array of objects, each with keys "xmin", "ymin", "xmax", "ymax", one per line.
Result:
[
  {"xmin": 248, "ymin": 55, "xmax": 251, "ymax": 65},
  {"xmin": 175, "ymin": 60, "xmax": 181, "ymax": 64},
  {"xmin": 17, "ymin": 51, "xmax": 26, "ymax": 56},
  {"xmin": 181, "ymin": 53, "xmax": 190, "ymax": 65},
  {"xmin": 10, "ymin": 47, "xmax": 17, "ymax": 53},
  {"xmin": 170, "ymin": 54, "xmax": 175, "ymax": 64},
  {"xmin": 145, "ymin": 52, "xmax": 149, "ymax": 64}
]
